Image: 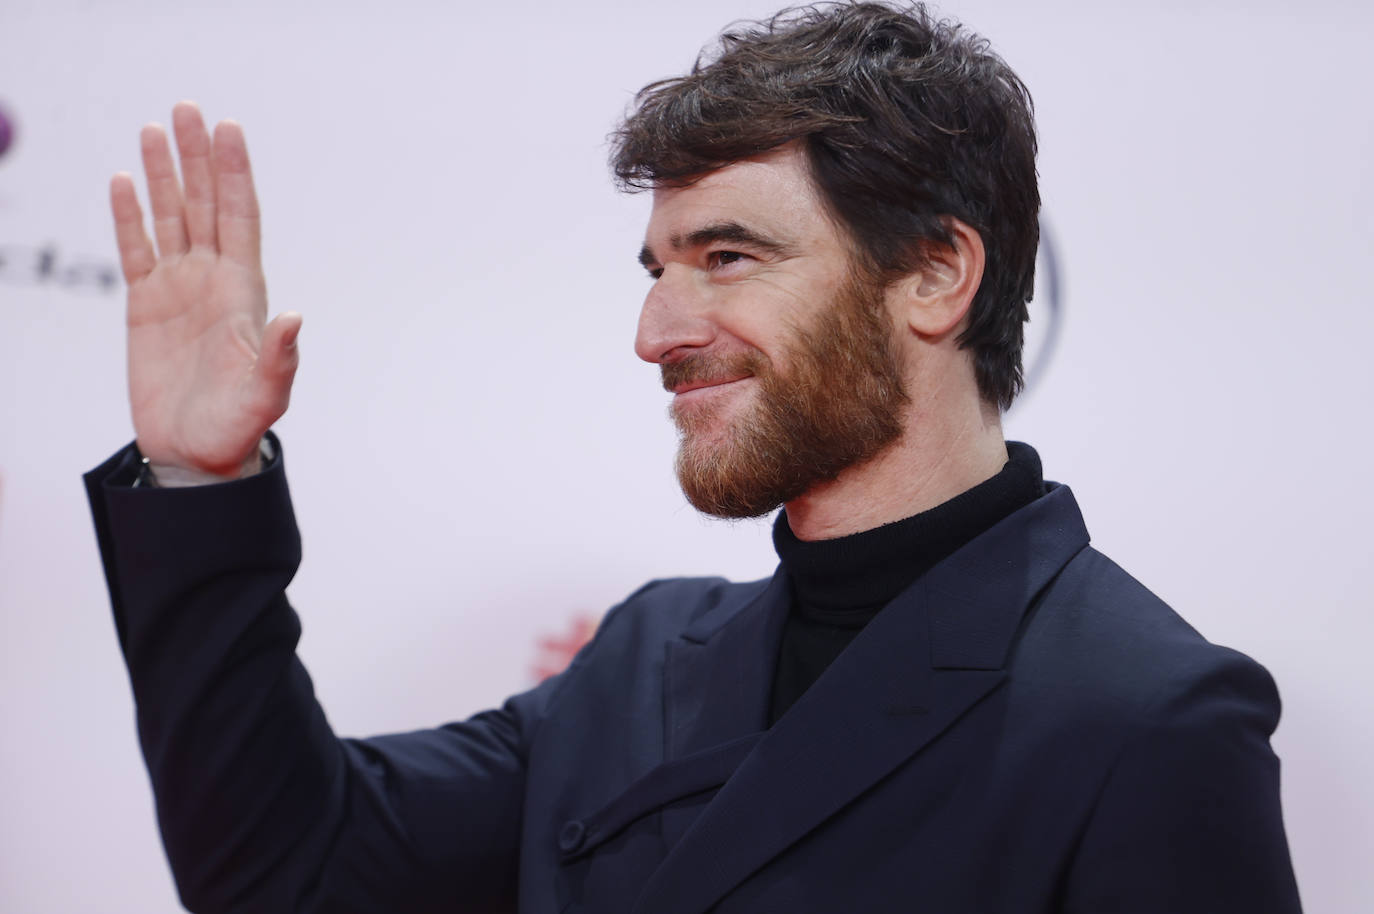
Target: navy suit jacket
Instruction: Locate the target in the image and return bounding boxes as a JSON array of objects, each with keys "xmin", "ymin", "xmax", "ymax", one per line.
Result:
[{"xmin": 86, "ymin": 439, "xmax": 1301, "ymax": 913}]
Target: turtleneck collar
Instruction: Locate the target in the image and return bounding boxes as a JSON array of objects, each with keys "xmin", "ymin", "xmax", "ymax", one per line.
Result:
[{"xmin": 771, "ymin": 441, "xmax": 1045, "ymax": 625}]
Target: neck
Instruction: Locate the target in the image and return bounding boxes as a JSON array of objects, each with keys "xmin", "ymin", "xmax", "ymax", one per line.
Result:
[{"xmin": 783, "ymin": 396, "xmax": 1008, "ymax": 541}]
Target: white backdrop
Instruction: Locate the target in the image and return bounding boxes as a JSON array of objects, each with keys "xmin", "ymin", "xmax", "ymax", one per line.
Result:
[{"xmin": 2, "ymin": 1, "xmax": 1371, "ymax": 910}]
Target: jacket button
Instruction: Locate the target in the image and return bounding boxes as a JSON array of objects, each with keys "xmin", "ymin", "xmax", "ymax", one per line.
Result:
[{"xmin": 558, "ymin": 820, "xmax": 587, "ymax": 853}]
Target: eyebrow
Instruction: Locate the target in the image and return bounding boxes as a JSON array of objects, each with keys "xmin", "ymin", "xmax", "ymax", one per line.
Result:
[{"xmin": 637, "ymin": 220, "xmax": 796, "ymax": 269}]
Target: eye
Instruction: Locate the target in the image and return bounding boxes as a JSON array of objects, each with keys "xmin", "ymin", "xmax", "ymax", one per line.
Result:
[
  {"xmin": 707, "ymin": 250, "xmax": 749, "ymax": 270},
  {"xmin": 646, "ymin": 266, "xmax": 664, "ymax": 280}
]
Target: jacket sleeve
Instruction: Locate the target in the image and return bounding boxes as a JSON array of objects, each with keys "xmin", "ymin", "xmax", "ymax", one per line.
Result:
[
  {"xmin": 85, "ymin": 438, "xmax": 547, "ymax": 914},
  {"xmin": 1061, "ymin": 648, "xmax": 1303, "ymax": 913}
]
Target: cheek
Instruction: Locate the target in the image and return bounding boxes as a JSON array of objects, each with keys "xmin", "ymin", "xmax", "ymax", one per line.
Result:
[{"xmin": 714, "ymin": 283, "xmax": 825, "ymax": 359}]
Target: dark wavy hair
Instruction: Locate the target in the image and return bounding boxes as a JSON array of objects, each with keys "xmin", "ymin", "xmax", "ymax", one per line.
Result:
[{"xmin": 611, "ymin": 2, "xmax": 1039, "ymax": 411}]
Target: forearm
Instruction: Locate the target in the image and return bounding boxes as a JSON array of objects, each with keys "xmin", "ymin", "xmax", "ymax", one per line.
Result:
[
  {"xmin": 87, "ymin": 439, "xmax": 531, "ymax": 912},
  {"xmin": 87, "ymin": 438, "xmax": 346, "ymax": 910}
]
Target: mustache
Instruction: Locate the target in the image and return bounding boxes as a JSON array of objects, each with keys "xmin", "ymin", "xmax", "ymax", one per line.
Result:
[{"xmin": 660, "ymin": 351, "xmax": 765, "ymax": 392}]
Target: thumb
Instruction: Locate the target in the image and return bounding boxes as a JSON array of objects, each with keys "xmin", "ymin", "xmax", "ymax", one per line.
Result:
[{"xmin": 251, "ymin": 311, "xmax": 303, "ymax": 422}]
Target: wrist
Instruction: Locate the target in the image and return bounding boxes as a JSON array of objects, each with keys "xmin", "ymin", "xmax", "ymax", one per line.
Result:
[{"xmin": 135, "ymin": 439, "xmax": 273, "ymax": 488}]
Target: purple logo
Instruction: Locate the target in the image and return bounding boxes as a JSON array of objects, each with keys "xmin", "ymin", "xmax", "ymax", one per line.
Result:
[{"xmin": 0, "ymin": 103, "xmax": 13, "ymax": 159}]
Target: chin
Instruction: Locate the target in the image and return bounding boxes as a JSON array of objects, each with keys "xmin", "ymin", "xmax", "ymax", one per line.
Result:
[
  {"xmin": 673, "ymin": 383, "xmax": 755, "ymax": 435},
  {"xmin": 676, "ymin": 427, "xmax": 736, "ymax": 467}
]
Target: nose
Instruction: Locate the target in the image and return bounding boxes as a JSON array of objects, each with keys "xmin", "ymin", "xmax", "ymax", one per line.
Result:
[{"xmin": 634, "ymin": 264, "xmax": 717, "ymax": 364}]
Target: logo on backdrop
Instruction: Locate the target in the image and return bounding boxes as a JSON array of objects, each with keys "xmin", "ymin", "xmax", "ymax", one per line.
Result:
[
  {"xmin": 0, "ymin": 101, "xmax": 14, "ymax": 160},
  {"xmin": 0, "ymin": 103, "xmax": 120, "ymax": 294},
  {"xmin": 0, "ymin": 244, "xmax": 120, "ymax": 293},
  {"xmin": 1019, "ymin": 216, "xmax": 1065, "ymax": 403},
  {"xmin": 531, "ymin": 613, "xmax": 602, "ymax": 683}
]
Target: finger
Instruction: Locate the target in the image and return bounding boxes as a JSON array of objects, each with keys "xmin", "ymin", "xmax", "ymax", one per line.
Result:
[
  {"xmin": 250, "ymin": 311, "xmax": 303, "ymax": 422},
  {"xmin": 172, "ymin": 101, "xmax": 217, "ymax": 250},
  {"xmin": 110, "ymin": 172, "xmax": 156, "ymax": 284},
  {"xmin": 139, "ymin": 123, "xmax": 188, "ymax": 257},
  {"xmin": 212, "ymin": 120, "xmax": 261, "ymax": 269}
]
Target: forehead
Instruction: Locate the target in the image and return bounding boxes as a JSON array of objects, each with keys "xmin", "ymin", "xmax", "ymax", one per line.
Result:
[{"xmin": 643, "ymin": 145, "xmax": 843, "ymax": 251}]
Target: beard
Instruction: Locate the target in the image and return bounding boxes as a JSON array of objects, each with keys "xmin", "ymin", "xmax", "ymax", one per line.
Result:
[{"xmin": 662, "ymin": 272, "xmax": 909, "ymax": 518}]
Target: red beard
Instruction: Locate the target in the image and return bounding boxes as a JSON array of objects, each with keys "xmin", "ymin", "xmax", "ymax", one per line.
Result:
[{"xmin": 663, "ymin": 273, "xmax": 909, "ymax": 518}]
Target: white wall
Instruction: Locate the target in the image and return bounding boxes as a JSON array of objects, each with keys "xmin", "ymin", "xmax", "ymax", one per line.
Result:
[{"xmin": 1, "ymin": 0, "xmax": 1370, "ymax": 910}]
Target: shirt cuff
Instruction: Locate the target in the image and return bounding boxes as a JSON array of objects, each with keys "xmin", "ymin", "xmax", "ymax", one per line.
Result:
[{"xmin": 133, "ymin": 437, "xmax": 278, "ymax": 489}]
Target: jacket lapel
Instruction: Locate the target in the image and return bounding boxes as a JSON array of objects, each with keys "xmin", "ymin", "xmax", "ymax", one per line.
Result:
[
  {"xmin": 632, "ymin": 485, "xmax": 1091, "ymax": 914},
  {"xmin": 657, "ymin": 571, "xmax": 790, "ymax": 849}
]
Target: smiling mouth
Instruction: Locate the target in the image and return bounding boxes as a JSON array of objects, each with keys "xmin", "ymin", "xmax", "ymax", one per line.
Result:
[{"xmin": 669, "ymin": 375, "xmax": 752, "ymax": 396}]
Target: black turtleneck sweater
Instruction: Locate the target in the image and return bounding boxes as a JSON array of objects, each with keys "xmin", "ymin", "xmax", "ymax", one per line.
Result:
[{"xmin": 768, "ymin": 442, "xmax": 1045, "ymax": 724}]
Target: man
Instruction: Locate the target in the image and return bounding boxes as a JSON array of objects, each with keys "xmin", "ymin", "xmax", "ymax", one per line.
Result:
[{"xmin": 87, "ymin": 3, "xmax": 1301, "ymax": 912}]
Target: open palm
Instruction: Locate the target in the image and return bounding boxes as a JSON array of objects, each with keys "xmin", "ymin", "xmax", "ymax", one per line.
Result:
[{"xmin": 111, "ymin": 102, "xmax": 300, "ymax": 478}]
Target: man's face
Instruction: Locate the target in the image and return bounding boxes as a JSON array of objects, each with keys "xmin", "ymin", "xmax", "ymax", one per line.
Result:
[{"xmin": 635, "ymin": 145, "xmax": 909, "ymax": 518}]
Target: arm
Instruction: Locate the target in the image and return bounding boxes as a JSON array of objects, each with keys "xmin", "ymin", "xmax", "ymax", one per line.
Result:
[
  {"xmin": 88, "ymin": 441, "xmax": 540, "ymax": 913},
  {"xmin": 98, "ymin": 106, "xmax": 534, "ymax": 912}
]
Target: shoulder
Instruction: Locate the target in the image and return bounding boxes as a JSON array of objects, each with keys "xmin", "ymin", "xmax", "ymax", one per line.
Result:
[
  {"xmin": 538, "ymin": 574, "xmax": 770, "ymax": 697},
  {"xmin": 1029, "ymin": 551, "xmax": 1301, "ymax": 910},
  {"xmin": 588, "ymin": 574, "xmax": 771, "ymax": 653},
  {"xmin": 1012, "ymin": 545, "xmax": 1281, "ymax": 742}
]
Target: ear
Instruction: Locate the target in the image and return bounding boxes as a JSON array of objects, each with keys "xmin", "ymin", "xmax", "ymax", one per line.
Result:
[{"xmin": 890, "ymin": 218, "xmax": 985, "ymax": 338}]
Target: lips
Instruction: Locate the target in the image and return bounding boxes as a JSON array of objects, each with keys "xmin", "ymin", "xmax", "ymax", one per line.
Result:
[{"xmin": 670, "ymin": 375, "xmax": 751, "ymax": 396}]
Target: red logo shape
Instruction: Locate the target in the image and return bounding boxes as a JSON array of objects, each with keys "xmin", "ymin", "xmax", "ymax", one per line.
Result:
[{"xmin": 531, "ymin": 613, "xmax": 601, "ymax": 683}]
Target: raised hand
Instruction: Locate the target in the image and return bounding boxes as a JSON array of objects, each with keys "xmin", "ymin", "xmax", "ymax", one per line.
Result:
[{"xmin": 110, "ymin": 101, "xmax": 301, "ymax": 480}]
